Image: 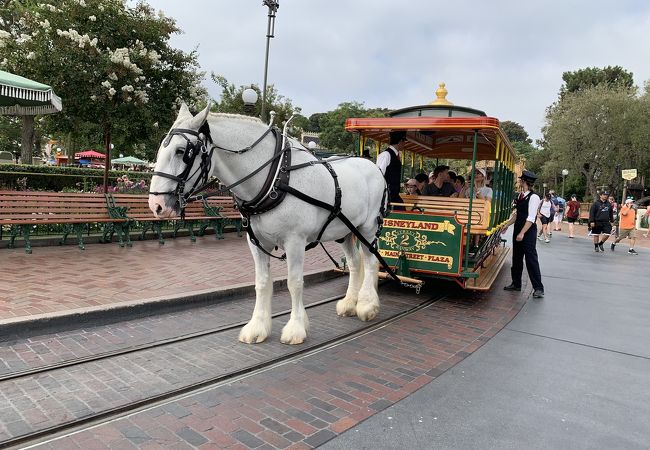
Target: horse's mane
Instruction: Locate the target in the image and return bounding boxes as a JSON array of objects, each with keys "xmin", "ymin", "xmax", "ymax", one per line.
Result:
[{"xmin": 208, "ymin": 112, "xmax": 264, "ymax": 124}]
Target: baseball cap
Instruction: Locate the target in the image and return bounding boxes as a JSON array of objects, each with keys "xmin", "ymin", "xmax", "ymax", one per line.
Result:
[
  {"xmin": 601, "ymin": 191, "xmax": 610, "ymax": 196},
  {"xmin": 625, "ymin": 198, "xmax": 633, "ymax": 204}
]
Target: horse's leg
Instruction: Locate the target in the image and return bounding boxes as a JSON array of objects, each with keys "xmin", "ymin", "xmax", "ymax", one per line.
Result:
[
  {"xmin": 239, "ymin": 238, "xmax": 273, "ymax": 344},
  {"xmin": 356, "ymin": 236, "xmax": 380, "ymax": 321},
  {"xmin": 336, "ymin": 234, "xmax": 363, "ymax": 317},
  {"xmin": 280, "ymin": 238, "xmax": 309, "ymax": 345}
]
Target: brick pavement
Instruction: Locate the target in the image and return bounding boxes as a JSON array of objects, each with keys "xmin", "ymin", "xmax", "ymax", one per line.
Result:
[
  {"xmin": 30, "ymin": 273, "xmax": 528, "ymax": 449},
  {"xmin": 0, "ymin": 233, "xmax": 344, "ymax": 325}
]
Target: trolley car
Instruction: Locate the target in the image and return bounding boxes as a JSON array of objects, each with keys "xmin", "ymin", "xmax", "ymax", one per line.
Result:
[{"xmin": 345, "ymin": 84, "xmax": 518, "ymax": 291}]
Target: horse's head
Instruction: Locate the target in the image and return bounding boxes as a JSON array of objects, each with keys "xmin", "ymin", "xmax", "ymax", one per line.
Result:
[{"xmin": 149, "ymin": 102, "xmax": 211, "ymax": 218}]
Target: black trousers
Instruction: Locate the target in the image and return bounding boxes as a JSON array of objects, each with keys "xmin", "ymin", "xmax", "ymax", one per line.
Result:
[{"xmin": 511, "ymin": 224, "xmax": 544, "ymax": 291}]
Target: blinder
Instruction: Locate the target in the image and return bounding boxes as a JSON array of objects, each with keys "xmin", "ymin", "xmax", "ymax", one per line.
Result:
[{"xmin": 150, "ymin": 127, "xmax": 214, "ymax": 209}]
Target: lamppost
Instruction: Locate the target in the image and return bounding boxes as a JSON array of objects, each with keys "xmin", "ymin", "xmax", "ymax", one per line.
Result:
[
  {"xmin": 561, "ymin": 169, "xmax": 568, "ymax": 198},
  {"xmin": 543, "ymin": 182, "xmax": 547, "ymax": 196},
  {"xmin": 242, "ymin": 86, "xmax": 258, "ymax": 116},
  {"xmin": 260, "ymin": 0, "xmax": 279, "ymax": 122}
]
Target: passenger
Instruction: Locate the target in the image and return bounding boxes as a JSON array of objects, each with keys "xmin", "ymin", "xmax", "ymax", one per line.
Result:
[
  {"xmin": 422, "ymin": 165, "xmax": 455, "ymax": 196},
  {"xmin": 448, "ymin": 170, "xmax": 458, "ymax": 185},
  {"xmin": 376, "ymin": 131, "xmax": 407, "ymax": 210},
  {"xmin": 451, "ymin": 175, "xmax": 465, "ymax": 198},
  {"xmin": 414, "ymin": 173, "xmax": 429, "ymax": 194},
  {"xmin": 404, "ymin": 178, "xmax": 420, "ymax": 195},
  {"xmin": 464, "ymin": 168, "xmax": 492, "ymax": 200}
]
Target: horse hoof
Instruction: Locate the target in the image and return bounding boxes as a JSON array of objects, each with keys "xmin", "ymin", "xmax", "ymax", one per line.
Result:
[
  {"xmin": 336, "ymin": 297, "xmax": 357, "ymax": 317},
  {"xmin": 356, "ymin": 301, "xmax": 379, "ymax": 321},
  {"xmin": 280, "ymin": 321, "xmax": 307, "ymax": 345},
  {"xmin": 239, "ymin": 320, "xmax": 271, "ymax": 344}
]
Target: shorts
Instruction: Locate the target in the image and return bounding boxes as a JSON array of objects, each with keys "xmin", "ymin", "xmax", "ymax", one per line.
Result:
[
  {"xmin": 591, "ymin": 222, "xmax": 612, "ymax": 235},
  {"xmin": 567, "ymin": 216, "xmax": 578, "ymax": 223},
  {"xmin": 539, "ymin": 215, "xmax": 551, "ymax": 225},
  {"xmin": 618, "ymin": 228, "xmax": 636, "ymax": 239},
  {"xmin": 554, "ymin": 212, "xmax": 564, "ymax": 223}
]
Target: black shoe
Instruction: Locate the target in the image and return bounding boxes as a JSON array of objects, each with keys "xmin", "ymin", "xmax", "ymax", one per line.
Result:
[
  {"xmin": 598, "ymin": 243, "xmax": 605, "ymax": 252},
  {"xmin": 532, "ymin": 290, "xmax": 545, "ymax": 298},
  {"xmin": 504, "ymin": 283, "xmax": 521, "ymax": 291},
  {"xmin": 610, "ymin": 243, "xmax": 616, "ymax": 251},
  {"xmin": 629, "ymin": 249, "xmax": 638, "ymax": 255}
]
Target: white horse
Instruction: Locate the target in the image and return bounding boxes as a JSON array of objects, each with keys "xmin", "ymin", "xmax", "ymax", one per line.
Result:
[{"xmin": 149, "ymin": 103, "xmax": 386, "ymax": 344}]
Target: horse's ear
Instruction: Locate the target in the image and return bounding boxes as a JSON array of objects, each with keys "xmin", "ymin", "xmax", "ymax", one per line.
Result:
[
  {"xmin": 190, "ymin": 102, "xmax": 211, "ymax": 130},
  {"xmin": 178, "ymin": 101, "xmax": 191, "ymax": 118}
]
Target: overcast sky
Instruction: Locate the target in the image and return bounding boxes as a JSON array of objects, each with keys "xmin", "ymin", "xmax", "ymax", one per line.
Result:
[{"xmin": 140, "ymin": 0, "xmax": 650, "ymax": 141}]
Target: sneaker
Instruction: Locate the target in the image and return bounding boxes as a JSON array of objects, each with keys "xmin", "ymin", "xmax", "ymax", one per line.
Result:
[
  {"xmin": 532, "ymin": 290, "xmax": 545, "ymax": 298},
  {"xmin": 628, "ymin": 249, "xmax": 638, "ymax": 255},
  {"xmin": 598, "ymin": 243, "xmax": 605, "ymax": 252},
  {"xmin": 610, "ymin": 243, "xmax": 616, "ymax": 251},
  {"xmin": 545, "ymin": 239, "xmax": 550, "ymax": 243},
  {"xmin": 538, "ymin": 236, "xmax": 544, "ymax": 241},
  {"xmin": 594, "ymin": 247, "xmax": 600, "ymax": 253},
  {"xmin": 504, "ymin": 283, "xmax": 521, "ymax": 291}
]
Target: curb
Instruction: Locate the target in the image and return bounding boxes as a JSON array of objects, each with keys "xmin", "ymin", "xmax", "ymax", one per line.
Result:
[{"xmin": 0, "ymin": 269, "xmax": 343, "ymax": 338}]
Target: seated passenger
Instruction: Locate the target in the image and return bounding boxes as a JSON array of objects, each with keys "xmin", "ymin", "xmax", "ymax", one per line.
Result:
[
  {"xmin": 422, "ymin": 165, "xmax": 455, "ymax": 197},
  {"xmin": 404, "ymin": 178, "xmax": 420, "ymax": 195},
  {"xmin": 451, "ymin": 175, "xmax": 465, "ymax": 198},
  {"xmin": 414, "ymin": 173, "xmax": 429, "ymax": 194},
  {"xmin": 464, "ymin": 168, "xmax": 493, "ymax": 200}
]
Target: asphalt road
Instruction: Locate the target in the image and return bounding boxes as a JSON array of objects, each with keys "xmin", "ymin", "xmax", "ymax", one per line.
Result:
[{"xmin": 322, "ymin": 231, "xmax": 650, "ymax": 449}]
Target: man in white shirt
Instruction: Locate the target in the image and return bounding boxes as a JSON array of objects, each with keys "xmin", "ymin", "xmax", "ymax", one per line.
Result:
[
  {"xmin": 501, "ymin": 170, "xmax": 544, "ymax": 298},
  {"xmin": 376, "ymin": 131, "xmax": 406, "ymax": 209}
]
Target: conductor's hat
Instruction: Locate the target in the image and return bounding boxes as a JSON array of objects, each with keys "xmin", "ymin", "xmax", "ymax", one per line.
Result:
[{"xmin": 519, "ymin": 170, "xmax": 538, "ymax": 183}]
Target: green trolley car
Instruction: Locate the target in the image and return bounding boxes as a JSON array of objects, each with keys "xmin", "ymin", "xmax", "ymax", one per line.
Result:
[{"xmin": 345, "ymin": 84, "xmax": 518, "ymax": 290}]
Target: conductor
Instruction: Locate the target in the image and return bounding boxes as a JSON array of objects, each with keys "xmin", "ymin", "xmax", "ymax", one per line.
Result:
[
  {"xmin": 501, "ymin": 170, "xmax": 545, "ymax": 298},
  {"xmin": 376, "ymin": 131, "xmax": 407, "ymax": 209}
]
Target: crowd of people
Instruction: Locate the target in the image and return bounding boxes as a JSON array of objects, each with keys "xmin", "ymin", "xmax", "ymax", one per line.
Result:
[
  {"xmin": 374, "ymin": 132, "xmax": 648, "ymax": 263},
  {"xmin": 403, "ymin": 165, "xmax": 492, "ymax": 200}
]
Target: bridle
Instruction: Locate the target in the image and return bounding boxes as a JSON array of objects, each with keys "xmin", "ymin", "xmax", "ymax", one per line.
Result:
[
  {"xmin": 149, "ymin": 120, "xmax": 277, "ymax": 210},
  {"xmin": 149, "ymin": 123, "xmax": 215, "ymax": 209}
]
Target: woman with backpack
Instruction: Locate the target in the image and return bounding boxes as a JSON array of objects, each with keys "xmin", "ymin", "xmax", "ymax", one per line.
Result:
[{"xmin": 565, "ymin": 194, "xmax": 581, "ymax": 238}]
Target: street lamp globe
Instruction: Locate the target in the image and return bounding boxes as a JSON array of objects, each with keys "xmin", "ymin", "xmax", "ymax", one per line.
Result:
[
  {"xmin": 562, "ymin": 169, "xmax": 569, "ymax": 176},
  {"xmin": 242, "ymin": 87, "xmax": 258, "ymax": 115},
  {"xmin": 308, "ymin": 141, "xmax": 316, "ymax": 151}
]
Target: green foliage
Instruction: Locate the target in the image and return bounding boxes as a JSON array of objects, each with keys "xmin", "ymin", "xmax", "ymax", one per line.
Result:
[
  {"xmin": 0, "ymin": 116, "xmax": 21, "ymax": 155},
  {"xmin": 318, "ymin": 102, "xmax": 387, "ymax": 154},
  {"xmin": 0, "ymin": 164, "xmax": 151, "ymax": 191},
  {"xmin": 0, "ymin": 0, "xmax": 207, "ymax": 162},
  {"xmin": 211, "ymin": 74, "xmax": 301, "ymax": 134},
  {"xmin": 501, "ymin": 121, "xmax": 531, "ymax": 144},
  {"xmin": 560, "ymin": 66, "xmax": 634, "ymax": 98}
]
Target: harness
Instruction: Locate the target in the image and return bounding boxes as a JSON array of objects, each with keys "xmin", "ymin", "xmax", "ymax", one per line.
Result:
[{"xmin": 150, "ymin": 120, "xmax": 418, "ymax": 290}]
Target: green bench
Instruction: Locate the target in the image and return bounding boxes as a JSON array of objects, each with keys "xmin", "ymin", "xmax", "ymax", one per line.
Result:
[
  {"xmin": 0, "ymin": 190, "xmax": 131, "ymax": 253},
  {"xmin": 107, "ymin": 194, "xmax": 242, "ymax": 244}
]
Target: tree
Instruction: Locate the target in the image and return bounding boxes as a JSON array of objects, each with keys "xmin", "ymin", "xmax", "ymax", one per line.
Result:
[
  {"xmin": 543, "ymin": 84, "xmax": 648, "ymax": 198},
  {"xmin": 318, "ymin": 102, "xmax": 386, "ymax": 153},
  {"xmin": 560, "ymin": 66, "xmax": 634, "ymax": 98},
  {"xmin": 0, "ymin": 0, "xmax": 206, "ymax": 163},
  {"xmin": 500, "ymin": 120, "xmax": 531, "ymax": 144},
  {"xmin": 211, "ymin": 74, "xmax": 302, "ymax": 135}
]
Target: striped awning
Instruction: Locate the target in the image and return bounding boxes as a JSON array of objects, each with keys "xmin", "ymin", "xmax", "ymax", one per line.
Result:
[{"xmin": 0, "ymin": 70, "xmax": 63, "ymax": 115}]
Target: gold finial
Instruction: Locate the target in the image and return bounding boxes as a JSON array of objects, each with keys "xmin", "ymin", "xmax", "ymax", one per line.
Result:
[{"xmin": 429, "ymin": 82, "xmax": 453, "ymax": 106}]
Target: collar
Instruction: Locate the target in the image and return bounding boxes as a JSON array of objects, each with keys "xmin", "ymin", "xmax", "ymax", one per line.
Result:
[{"xmin": 388, "ymin": 145, "xmax": 399, "ymax": 155}]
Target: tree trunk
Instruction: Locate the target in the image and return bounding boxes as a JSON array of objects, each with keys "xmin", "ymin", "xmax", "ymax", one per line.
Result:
[{"xmin": 21, "ymin": 115, "xmax": 34, "ymax": 164}]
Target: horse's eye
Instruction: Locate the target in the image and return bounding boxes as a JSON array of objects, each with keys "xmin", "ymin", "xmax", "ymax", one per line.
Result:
[{"xmin": 175, "ymin": 146, "xmax": 185, "ymax": 155}]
